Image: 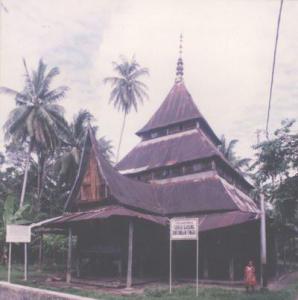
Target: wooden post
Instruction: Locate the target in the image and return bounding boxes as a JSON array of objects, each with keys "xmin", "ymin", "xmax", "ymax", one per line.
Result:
[
  {"xmin": 8, "ymin": 243, "xmax": 12, "ymax": 283},
  {"xmin": 169, "ymin": 236, "xmax": 172, "ymax": 293},
  {"xmin": 126, "ymin": 219, "xmax": 134, "ymax": 289},
  {"xmin": 38, "ymin": 233, "xmax": 43, "ymax": 271},
  {"xmin": 75, "ymin": 256, "xmax": 80, "ymax": 278},
  {"xmin": 66, "ymin": 227, "xmax": 72, "ymax": 283},
  {"xmin": 24, "ymin": 243, "xmax": 28, "ymax": 281},
  {"xmin": 203, "ymin": 258, "xmax": 209, "ymax": 279},
  {"xmin": 196, "ymin": 223, "xmax": 199, "ymax": 297},
  {"xmin": 260, "ymin": 194, "xmax": 267, "ymax": 288},
  {"xmin": 229, "ymin": 257, "xmax": 234, "ymax": 281}
]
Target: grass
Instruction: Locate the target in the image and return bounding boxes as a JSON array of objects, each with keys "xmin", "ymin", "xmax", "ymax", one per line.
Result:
[{"xmin": 0, "ymin": 264, "xmax": 297, "ymax": 300}]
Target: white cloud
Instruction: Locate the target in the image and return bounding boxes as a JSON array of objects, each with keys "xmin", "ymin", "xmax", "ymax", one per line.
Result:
[{"xmin": 0, "ymin": 0, "xmax": 297, "ymax": 160}]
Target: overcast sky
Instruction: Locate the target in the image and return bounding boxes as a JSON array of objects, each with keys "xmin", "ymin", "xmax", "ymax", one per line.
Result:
[{"xmin": 0, "ymin": 0, "xmax": 297, "ymax": 161}]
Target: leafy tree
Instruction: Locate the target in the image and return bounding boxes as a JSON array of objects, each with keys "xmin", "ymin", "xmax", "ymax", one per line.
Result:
[
  {"xmin": 104, "ymin": 56, "xmax": 149, "ymax": 161},
  {"xmin": 250, "ymin": 120, "xmax": 297, "ymax": 188},
  {"xmin": 0, "ymin": 59, "xmax": 69, "ymax": 208},
  {"xmin": 219, "ymin": 135, "xmax": 250, "ymax": 172},
  {"xmin": 250, "ymin": 119, "xmax": 298, "ymax": 269}
]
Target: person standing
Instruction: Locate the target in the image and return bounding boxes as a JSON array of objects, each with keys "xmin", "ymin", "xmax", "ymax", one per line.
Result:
[{"xmin": 244, "ymin": 260, "xmax": 257, "ymax": 292}]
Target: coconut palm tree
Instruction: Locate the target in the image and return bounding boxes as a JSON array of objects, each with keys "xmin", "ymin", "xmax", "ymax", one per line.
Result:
[
  {"xmin": 219, "ymin": 135, "xmax": 250, "ymax": 172},
  {"xmin": 104, "ymin": 56, "xmax": 149, "ymax": 162},
  {"xmin": 0, "ymin": 59, "xmax": 68, "ymax": 208}
]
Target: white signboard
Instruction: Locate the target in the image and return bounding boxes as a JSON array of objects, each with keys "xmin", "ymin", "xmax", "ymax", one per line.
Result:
[
  {"xmin": 170, "ymin": 218, "xmax": 198, "ymax": 240},
  {"xmin": 6, "ymin": 225, "xmax": 31, "ymax": 243}
]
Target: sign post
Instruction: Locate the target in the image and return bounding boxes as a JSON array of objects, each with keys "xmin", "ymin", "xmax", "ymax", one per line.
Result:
[
  {"xmin": 6, "ymin": 225, "xmax": 31, "ymax": 282},
  {"xmin": 169, "ymin": 218, "xmax": 199, "ymax": 296}
]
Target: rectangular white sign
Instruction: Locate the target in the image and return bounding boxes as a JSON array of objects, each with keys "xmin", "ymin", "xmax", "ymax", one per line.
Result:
[
  {"xmin": 170, "ymin": 218, "xmax": 198, "ymax": 240},
  {"xmin": 6, "ymin": 225, "xmax": 31, "ymax": 243}
]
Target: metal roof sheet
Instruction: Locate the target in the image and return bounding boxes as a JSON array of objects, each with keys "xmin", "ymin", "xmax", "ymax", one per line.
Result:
[
  {"xmin": 42, "ymin": 208, "xmax": 259, "ymax": 233},
  {"xmin": 117, "ymin": 128, "xmax": 226, "ymax": 172},
  {"xmin": 64, "ymin": 128, "xmax": 258, "ymax": 216}
]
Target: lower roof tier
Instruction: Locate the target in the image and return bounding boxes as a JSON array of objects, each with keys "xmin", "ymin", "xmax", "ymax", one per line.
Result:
[
  {"xmin": 42, "ymin": 205, "xmax": 260, "ymax": 233},
  {"xmin": 66, "ymin": 128, "xmax": 258, "ymax": 216}
]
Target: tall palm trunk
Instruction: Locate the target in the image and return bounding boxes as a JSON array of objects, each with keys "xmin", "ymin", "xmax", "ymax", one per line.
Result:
[
  {"xmin": 19, "ymin": 141, "xmax": 32, "ymax": 208},
  {"xmin": 116, "ymin": 112, "xmax": 127, "ymax": 163},
  {"xmin": 35, "ymin": 153, "xmax": 46, "ymax": 213}
]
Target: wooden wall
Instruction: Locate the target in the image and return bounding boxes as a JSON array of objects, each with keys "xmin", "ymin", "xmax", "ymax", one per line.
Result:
[{"xmin": 79, "ymin": 149, "xmax": 106, "ymax": 203}]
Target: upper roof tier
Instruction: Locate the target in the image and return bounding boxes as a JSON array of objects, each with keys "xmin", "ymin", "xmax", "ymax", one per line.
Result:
[{"xmin": 136, "ymin": 82, "xmax": 221, "ymax": 145}]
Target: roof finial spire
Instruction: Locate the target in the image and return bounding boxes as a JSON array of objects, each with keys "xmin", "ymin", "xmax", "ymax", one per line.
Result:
[{"xmin": 176, "ymin": 33, "xmax": 184, "ymax": 83}]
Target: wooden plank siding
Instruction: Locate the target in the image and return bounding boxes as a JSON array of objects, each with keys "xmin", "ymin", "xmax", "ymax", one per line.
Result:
[{"xmin": 79, "ymin": 149, "xmax": 106, "ymax": 203}]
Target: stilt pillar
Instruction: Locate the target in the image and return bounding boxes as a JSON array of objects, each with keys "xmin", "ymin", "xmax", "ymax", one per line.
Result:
[
  {"xmin": 66, "ymin": 227, "xmax": 72, "ymax": 283},
  {"xmin": 203, "ymin": 258, "xmax": 209, "ymax": 279},
  {"xmin": 126, "ymin": 219, "xmax": 134, "ymax": 289},
  {"xmin": 260, "ymin": 194, "xmax": 267, "ymax": 288},
  {"xmin": 229, "ymin": 257, "xmax": 235, "ymax": 281},
  {"xmin": 38, "ymin": 233, "xmax": 43, "ymax": 271}
]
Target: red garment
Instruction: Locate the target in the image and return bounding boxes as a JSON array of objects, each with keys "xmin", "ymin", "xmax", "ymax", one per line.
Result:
[{"xmin": 244, "ymin": 265, "xmax": 257, "ymax": 287}]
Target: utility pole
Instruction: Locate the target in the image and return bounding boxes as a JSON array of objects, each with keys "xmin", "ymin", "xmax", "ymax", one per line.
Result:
[
  {"xmin": 260, "ymin": 194, "xmax": 267, "ymax": 288},
  {"xmin": 265, "ymin": 0, "xmax": 284, "ymax": 138}
]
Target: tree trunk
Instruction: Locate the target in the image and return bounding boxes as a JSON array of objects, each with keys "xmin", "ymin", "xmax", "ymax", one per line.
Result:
[
  {"xmin": 38, "ymin": 233, "xmax": 43, "ymax": 271},
  {"xmin": 35, "ymin": 153, "xmax": 46, "ymax": 213},
  {"xmin": 116, "ymin": 112, "xmax": 127, "ymax": 163},
  {"xmin": 66, "ymin": 227, "xmax": 72, "ymax": 283},
  {"xmin": 19, "ymin": 142, "xmax": 32, "ymax": 208}
]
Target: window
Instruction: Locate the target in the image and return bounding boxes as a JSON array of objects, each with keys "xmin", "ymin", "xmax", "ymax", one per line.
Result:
[
  {"xmin": 139, "ymin": 172, "xmax": 153, "ymax": 182},
  {"xmin": 183, "ymin": 161, "xmax": 212, "ymax": 175},
  {"xmin": 181, "ymin": 120, "xmax": 197, "ymax": 131},
  {"xmin": 153, "ymin": 169, "xmax": 169, "ymax": 179},
  {"xmin": 151, "ymin": 132, "xmax": 159, "ymax": 139},
  {"xmin": 169, "ymin": 166, "xmax": 182, "ymax": 177},
  {"xmin": 168, "ymin": 125, "xmax": 181, "ymax": 134}
]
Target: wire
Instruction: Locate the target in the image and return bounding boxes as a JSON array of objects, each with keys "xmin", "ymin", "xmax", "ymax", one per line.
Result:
[{"xmin": 265, "ymin": 0, "xmax": 284, "ymax": 139}]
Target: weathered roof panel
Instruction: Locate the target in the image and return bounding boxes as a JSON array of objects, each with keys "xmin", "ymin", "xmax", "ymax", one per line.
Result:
[
  {"xmin": 65, "ymin": 128, "xmax": 258, "ymax": 216},
  {"xmin": 49, "ymin": 205, "xmax": 168, "ymax": 226},
  {"xmin": 158, "ymin": 175, "xmax": 240, "ymax": 215},
  {"xmin": 136, "ymin": 82, "xmax": 220, "ymax": 145},
  {"xmin": 117, "ymin": 128, "xmax": 226, "ymax": 172},
  {"xmin": 42, "ymin": 208, "xmax": 259, "ymax": 233},
  {"xmin": 137, "ymin": 82, "xmax": 202, "ymax": 135},
  {"xmin": 199, "ymin": 211, "xmax": 259, "ymax": 232}
]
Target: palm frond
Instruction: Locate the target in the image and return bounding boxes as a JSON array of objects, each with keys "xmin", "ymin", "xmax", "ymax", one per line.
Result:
[
  {"xmin": 0, "ymin": 87, "xmax": 29, "ymax": 105},
  {"xmin": 73, "ymin": 110, "xmax": 93, "ymax": 140},
  {"xmin": 39, "ymin": 66, "xmax": 60, "ymax": 96},
  {"xmin": 22, "ymin": 58, "xmax": 35, "ymax": 98},
  {"xmin": 105, "ymin": 56, "xmax": 149, "ymax": 114},
  {"xmin": 43, "ymin": 86, "xmax": 68, "ymax": 103}
]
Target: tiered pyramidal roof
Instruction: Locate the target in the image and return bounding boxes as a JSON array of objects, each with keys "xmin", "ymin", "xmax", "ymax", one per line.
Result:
[
  {"xmin": 46, "ymin": 36, "xmax": 259, "ymax": 233},
  {"xmin": 117, "ymin": 36, "xmax": 253, "ymax": 197}
]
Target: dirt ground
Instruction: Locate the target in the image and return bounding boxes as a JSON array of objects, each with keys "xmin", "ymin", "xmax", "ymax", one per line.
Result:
[{"xmin": 268, "ymin": 271, "xmax": 298, "ymax": 292}]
